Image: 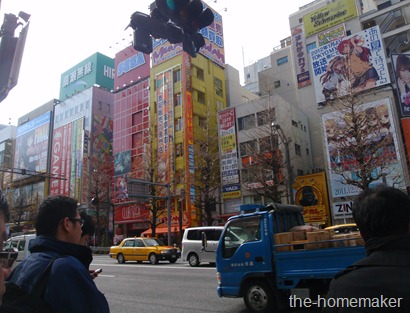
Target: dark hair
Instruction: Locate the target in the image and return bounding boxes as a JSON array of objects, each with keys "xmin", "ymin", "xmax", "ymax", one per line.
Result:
[
  {"xmin": 80, "ymin": 211, "xmax": 95, "ymax": 238},
  {"xmin": 35, "ymin": 195, "xmax": 78, "ymax": 237},
  {"xmin": 0, "ymin": 189, "xmax": 10, "ymax": 222},
  {"xmin": 353, "ymin": 186, "xmax": 410, "ymax": 241}
]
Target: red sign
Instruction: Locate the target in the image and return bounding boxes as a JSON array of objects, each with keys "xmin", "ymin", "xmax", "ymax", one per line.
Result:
[{"xmin": 114, "ymin": 203, "xmax": 150, "ymax": 223}]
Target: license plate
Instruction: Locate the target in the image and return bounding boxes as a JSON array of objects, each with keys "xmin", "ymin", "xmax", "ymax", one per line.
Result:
[{"xmin": 171, "ymin": 254, "xmax": 176, "ymax": 258}]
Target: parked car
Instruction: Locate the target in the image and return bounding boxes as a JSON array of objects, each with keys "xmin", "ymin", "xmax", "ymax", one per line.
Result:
[
  {"xmin": 109, "ymin": 237, "xmax": 181, "ymax": 264},
  {"xmin": 4, "ymin": 234, "xmax": 36, "ymax": 269},
  {"xmin": 324, "ymin": 223, "xmax": 360, "ymax": 235},
  {"xmin": 182, "ymin": 226, "xmax": 223, "ymax": 267}
]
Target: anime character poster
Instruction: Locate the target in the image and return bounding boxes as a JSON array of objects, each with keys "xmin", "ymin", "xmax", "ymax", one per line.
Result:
[
  {"xmin": 310, "ymin": 26, "xmax": 390, "ymax": 108},
  {"xmin": 391, "ymin": 53, "xmax": 410, "ymax": 117},
  {"xmin": 322, "ymin": 98, "xmax": 404, "ymax": 198}
]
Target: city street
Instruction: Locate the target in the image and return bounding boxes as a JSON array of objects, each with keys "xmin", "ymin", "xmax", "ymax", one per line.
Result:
[{"xmin": 91, "ymin": 255, "xmax": 319, "ymax": 313}]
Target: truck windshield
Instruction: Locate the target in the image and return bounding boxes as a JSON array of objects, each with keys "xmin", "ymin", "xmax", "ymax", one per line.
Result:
[{"xmin": 222, "ymin": 216, "xmax": 261, "ymax": 258}]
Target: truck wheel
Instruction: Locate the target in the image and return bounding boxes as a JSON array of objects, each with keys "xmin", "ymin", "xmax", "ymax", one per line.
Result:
[
  {"xmin": 188, "ymin": 253, "xmax": 200, "ymax": 267},
  {"xmin": 243, "ymin": 280, "xmax": 275, "ymax": 313},
  {"xmin": 117, "ymin": 253, "xmax": 125, "ymax": 264}
]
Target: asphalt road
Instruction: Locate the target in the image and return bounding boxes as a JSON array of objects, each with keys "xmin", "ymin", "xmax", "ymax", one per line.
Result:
[{"xmin": 91, "ymin": 255, "xmax": 319, "ymax": 313}]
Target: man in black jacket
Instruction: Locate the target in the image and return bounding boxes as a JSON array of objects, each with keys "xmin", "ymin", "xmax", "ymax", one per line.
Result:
[{"xmin": 324, "ymin": 186, "xmax": 410, "ymax": 312}]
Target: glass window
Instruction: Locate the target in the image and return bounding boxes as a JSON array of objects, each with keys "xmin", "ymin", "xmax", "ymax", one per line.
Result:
[
  {"xmin": 277, "ymin": 56, "xmax": 288, "ymax": 66},
  {"xmin": 240, "ymin": 140, "xmax": 257, "ymax": 157},
  {"xmin": 197, "ymin": 91, "xmax": 205, "ymax": 104},
  {"xmin": 173, "ymin": 68, "xmax": 181, "ymax": 82},
  {"xmin": 196, "ymin": 67, "xmax": 204, "ymax": 81},
  {"xmin": 124, "ymin": 240, "xmax": 135, "ymax": 247},
  {"xmin": 295, "ymin": 143, "xmax": 301, "ymax": 156},
  {"xmin": 214, "ymin": 77, "xmax": 223, "ymax": 97},
  {"xmin": 274, "ymin": 80, "xmax": 280, "ymax": 88},
  {"xmin": 238, "ymin": 114, "xmax": 255, "ymax": 131}
]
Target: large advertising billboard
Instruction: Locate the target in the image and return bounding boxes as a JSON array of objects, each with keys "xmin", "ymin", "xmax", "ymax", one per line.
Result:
[
  {"xmin": 60, "ymin": 52, "xmax": 114, "ymax": 100},
  {"xmin": 303, "ymin": 0, "xmax": 357, "ymax": 37},
  {"xmin": 50, "ymin": 117, "xmax": 84, "ymax": 199},
  {"xmin": 218, "ymin": 108, "xmax": 240, "ymax": 199},
  {"xmin": 322, "ymin": 98, "xmax": 404, "ymax": 198},
  {"xmin": 291, "ymin": 25, "xmax": 311, "ymax": 88},
  {"xmin": 310, "ymin": 26, "xmax": 390, "ymax": 107},
  {"xmin": 14, "ymin": 111, "xmax": 51, "ymax": 175},
  {"xmin": 114, "ymin": 46, "xmax": 150, "ymax": 89},
  {"xmin": 391, "ymin": 53, "xmax": 410, "ymax": 117}
]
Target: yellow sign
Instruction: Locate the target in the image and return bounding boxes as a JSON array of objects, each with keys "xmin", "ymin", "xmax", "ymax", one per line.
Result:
[
  {"xmin": 293, "ymin": 172, "xmax": 331, "ymax": 226},
  {"xmin": 303, "ymin": 0, "xmax": 357, "ymax": 37},
  {"xmin": 223, "ymin": 190, "xmax": 241, "ymax": 199}
]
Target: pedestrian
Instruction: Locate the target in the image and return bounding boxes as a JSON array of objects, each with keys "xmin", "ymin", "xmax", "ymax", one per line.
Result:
[
  {"xmin": 79, "ymin": 211, "xmax": 95, "ymax": 246},
  {"xmin": 0, "ymin": 190, "xmax": 14, "ymax": 305},
  {"xmin": 4, "ymin": 195, "xmax": 109, "ymax": 313},
  {"xmin": 323, "ymin": 186, "xmax": 410, "ymax": 312}
]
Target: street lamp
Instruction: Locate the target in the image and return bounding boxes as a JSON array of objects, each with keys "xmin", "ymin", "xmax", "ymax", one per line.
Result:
[{"xmin": 271, "ymin": 122, "xmax": 294, "ymax": 204}]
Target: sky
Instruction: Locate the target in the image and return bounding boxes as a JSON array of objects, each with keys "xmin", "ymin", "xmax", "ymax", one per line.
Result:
[{"xmin": 0, "ymin": 0, "xmax": 313, "ymax": 126}]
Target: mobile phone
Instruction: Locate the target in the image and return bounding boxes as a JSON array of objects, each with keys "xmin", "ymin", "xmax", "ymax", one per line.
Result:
[{"xmin": 94, "ymin": 268, "xmax": 102, "ymax": 274}]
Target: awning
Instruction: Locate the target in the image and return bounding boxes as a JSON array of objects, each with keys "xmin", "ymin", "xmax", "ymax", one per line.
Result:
[{"xmin": 142, "ymin": 226, "xmax": 188, "ymax": 236}]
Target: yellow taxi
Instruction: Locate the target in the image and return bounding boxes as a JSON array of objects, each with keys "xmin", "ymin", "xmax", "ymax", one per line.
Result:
[
  {"xmin": 324, "ymin": 223, "xmax": 360, "ymax": 235},
  {"xmin": 109, "ymin": 237, "xmax": 181, "ymax": 264}
]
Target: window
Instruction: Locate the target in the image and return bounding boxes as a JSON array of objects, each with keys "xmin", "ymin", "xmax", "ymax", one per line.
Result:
[
  {"xmin": 306, "ymin": 42, "xmax": 317, "ymax": 54},
  {"xmin": 175, "ymin": 118, "xmax": 183, "ymax": 131},
  {"xmin": 132, "ymin": 132, "xmax": 143, "ymax": 149},
  {"xmin": 295, "ymin": 143, "xmax": 301, "ymax": 156},
  {"xmin": 306, "ymin": 148, "xmax": 310, "ymax": 156},
  {"xmin": 132, "ymin": 112, "xmax": 143, "ymax": 125},
  {"xmin": 198, "ymin": 117, "xmax": 206, "ymax": 129},
  {"xmin": 214, "ymin": 77, "xmax": 223, "ymax": 97},
  {"xmin": 259, "ymin": 136, "xmax": 277, "ymax": 153},
  {"xmin": 274, "ymin": 80, "xmax": 280, "ymax": 88},
  {"xmin": 196, "ymin": 67, "xmax": 204, "ymax": 81},
  {"xmin": 174, "ymin": 93, "xmax": 182, "ymax": 106},
  {"xmin": 173, "ymin": 68, "xmax": 181, "ymax": 82},
  {"xmin": 197, "ymin": 90, "xmax": 205, "ymax": 104},
  {"xmin": 124, "ymin": 240, "xmax": 135, "ymax": 247},
  {"xmin": 176, "ymin": 143, "xmax": 183, "ymax": 157},
  {"xmin": 238, "ymin": 114, "xmax": 255, "ymax": 131},
  {"xmin": 257, "ymin": 110, "xmax": 273, "ymax": 126},
  {"xmin": 240, "ymin": 140, "xmax": 257, "ymax": 157},
  {"xmin": 297, "ymin": 169, "xmax": 304, "ymax": 176},
  {"xmin": 277, "ymin": 56, "xmax": 288, "ymax": 66}
]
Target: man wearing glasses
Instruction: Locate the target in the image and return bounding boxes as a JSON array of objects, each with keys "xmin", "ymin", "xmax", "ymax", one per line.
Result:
[{"xmin": 3, "ymin": 195, "xmax": 109, "ymax": 313}]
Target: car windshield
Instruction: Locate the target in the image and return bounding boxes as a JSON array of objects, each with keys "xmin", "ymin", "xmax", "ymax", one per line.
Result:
[{"xmin": 144, "ymin": 238, "xmax": 166, "ymax": 247}]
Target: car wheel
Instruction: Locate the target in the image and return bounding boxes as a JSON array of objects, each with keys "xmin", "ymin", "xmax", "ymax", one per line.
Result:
[
  {"xmin": 188, "ymin": 253, "xmax": 200, "ymax": 267},
  {"xmin": 149, "ymin": 253, "xmax": 158, "ymax": 264},
  {"xmin": 243, "ymin": 280, "xmax": 275, "ymax": 313},
  {"xmin": 117, "ymin": 253, "xmax": 125, "ymax": 264},
  {"xmin": 169, "ymin": 259, "xmax": 177, "ymax": 264}
]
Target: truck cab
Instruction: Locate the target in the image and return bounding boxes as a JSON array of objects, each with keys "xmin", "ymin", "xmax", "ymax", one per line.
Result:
[{"xmin": 216, "ymin": 203, "xmax": 366, "ymax": 313}]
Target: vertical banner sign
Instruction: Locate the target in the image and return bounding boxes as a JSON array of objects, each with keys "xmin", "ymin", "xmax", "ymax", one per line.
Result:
[
  {"xmin": 322, "ymin": 98, "xmax": 404, "ymax": 198},
  {"xmin": 291, "ymin": 25, "xmax": 311, "ymax": 88},
  {"xmin": 391, "ymin": 53, "xmax": 410, "ymax": 117},
  {"xmin": 156, "ymin": 69, "xmax": 174, "ymax": 196},
  {"xmin": 218, "ymin": 108, "xmax": 240, "ymax": 199},
  {"xmin": 310, "ymin": 26, "xmax": 390, "ymax": 106}
]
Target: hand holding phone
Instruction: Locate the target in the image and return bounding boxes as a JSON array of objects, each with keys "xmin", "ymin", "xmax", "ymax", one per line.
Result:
[{"xmin": 94, "ymin": 268, "xmax": 102, "ymax": 274}]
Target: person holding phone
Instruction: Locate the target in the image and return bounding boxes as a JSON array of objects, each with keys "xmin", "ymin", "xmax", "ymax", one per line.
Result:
[{"xmin": 4, "ymin": 195, "xmax": 110, "ymax": 313}]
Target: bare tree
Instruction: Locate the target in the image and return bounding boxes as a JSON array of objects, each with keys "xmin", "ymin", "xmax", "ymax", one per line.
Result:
[
  {"xmin": 193, "ymin": 107, "xmax": 221, "ymax": 226},
  {"xmin": 240, "ymin": 98, "xmax": 289, "ymax": 203}
]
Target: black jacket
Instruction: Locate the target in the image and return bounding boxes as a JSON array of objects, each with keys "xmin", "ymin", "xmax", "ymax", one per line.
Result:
[{"xmin": 323, "ymin": 236, "xmax": 410, "ymax": 312}]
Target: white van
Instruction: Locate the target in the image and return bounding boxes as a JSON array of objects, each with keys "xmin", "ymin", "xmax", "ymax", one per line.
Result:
[
  {"xmin": 181, "ymin": 226, "xmax": 223, "ymax": 267},
  {"xmin": 4, "ymin": 234, "xmax": 36, "ymax": 269}
]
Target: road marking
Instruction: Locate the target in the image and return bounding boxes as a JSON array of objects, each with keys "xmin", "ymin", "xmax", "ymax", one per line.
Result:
[{"xmin": 91, "ymin": 263, "xmax": 216, "ymax": 270}]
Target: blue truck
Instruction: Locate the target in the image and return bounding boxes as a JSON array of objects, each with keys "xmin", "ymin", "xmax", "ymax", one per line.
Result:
[{"xmin": 213, "ymin": 203, "xmax": 366, "ymax": 313}]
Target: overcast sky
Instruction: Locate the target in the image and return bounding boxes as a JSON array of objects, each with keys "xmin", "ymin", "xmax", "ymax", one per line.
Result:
[{"xmin": 0, "ymin": 0, "xmax": 312, "ymax": 126}]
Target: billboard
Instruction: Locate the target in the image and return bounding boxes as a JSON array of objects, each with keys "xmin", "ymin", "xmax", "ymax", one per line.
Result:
[
  {"xmin": 114, "ymin": 46, "xmax": 150, "ymax": 89},
  {"xmin": 391, "ymin": 53, "xmax": 410, "ymax": 117},
  {"xmin": 152, "ymin": 5, "xmax": 224, "ymax": 67},
  {"xmin": 310, "ymin": 26, "xmax": 390, "ymax": 107},
  {"xmin": 50, "ymin": 117, "xmax": 84, "ymax": 198},
  {"xmin": 322, "ymin": 98, "xmax": 404, "ymax": 198},
  {"xmin": 303, "ymin": 0, "xmax": 357, "ymax": 37},
  {"xmin": 291, "ymin": 25, "xmax": 311, "ymax": 88},
  {"xmin": 60, "ymin": 52, "xmax": 114, "ymax": 100},
  {"xmin": 14, "ymin": 111, "xmax": 51, "ymax": 174},
  {"xmin": 218, "ymin": 108, "xmax": 240, "ymax": 198}
]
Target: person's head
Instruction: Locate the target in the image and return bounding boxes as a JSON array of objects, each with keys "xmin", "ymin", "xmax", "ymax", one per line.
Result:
[
  {"xmin": 35, "ymin": 195, "xmax": 83, "ymax": 244},
  {"xmin": 0, "ymin": 190, "xmax": 10, "ymax": 247},
  {"xmin": 353, "ymin": 186, "xmax": 410, "ymax": 241},
  {"xmin": 79, "ymin": 211, "xmax": 95, "ymax": 245}
]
